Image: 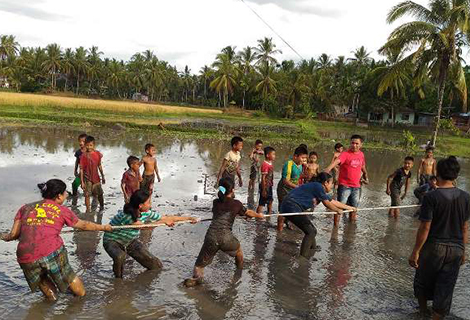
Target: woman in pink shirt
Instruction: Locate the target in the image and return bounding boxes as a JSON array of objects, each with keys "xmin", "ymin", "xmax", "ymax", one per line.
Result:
[{"xmin": 1, "ymin": 179, "xmax": 112, "ymax": 301}]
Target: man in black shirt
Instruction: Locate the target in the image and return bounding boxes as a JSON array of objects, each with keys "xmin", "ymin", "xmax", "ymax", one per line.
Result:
[{"xmin": 409, "ymin": 156, "xmax": 470, "ymax": 319}]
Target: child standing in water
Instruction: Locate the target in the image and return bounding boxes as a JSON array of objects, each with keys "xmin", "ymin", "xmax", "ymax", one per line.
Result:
[
  {"xmin": 184, "ymin": 177, "xmax": 264, "ymax": 287},
  {"xmin": 80, "ymin": 135, "xmax": 105, "ymax": 212},
  {"xmin": 386, "ymin": 156, "xmax": 414, "ymax": 218},
  {"xmin": 256, "ymin": 147, "xmax": 276, "ymax": 215},
  {"xmin": 216, "ymin": 136, "xmax": 244, "ymax": 188},
  {"xmin": 276, "ymin": 146, "xmax": 308, "ymax": 231},
  {"xmin": 414, "ymin": 175, "xmax": 438, "ymax": 204},
  {"xmin": 103, "ymin": 190, "xmax": 197, "ymax": 278},
  {"xmin": 409, "ymin": 156, "xmax": 469, "ymax": 319},
  {"xmin": 121, "ymin": 156, "xmax": 141, "ymax": 204},
  {"xmin": 141, "ymin": 144, "xmax": 161, "ymax": 194},
  {"xmin": 72, "ymin": 133, "xmax": 87, "ymax": 196},
  {"xmin": 248, "ymin": 140, "xmax": 264, "ymax": 190},
  {"xmin": 305, "ymin": 151, "xmax": 320, "ymax": 182},
  {"xmin": 417, "ymin": 146, "xmax": 437, "ymax": 186},
  {"xmin": 331, "ymin": 143, "xmax": 344, "ymax": 190}
]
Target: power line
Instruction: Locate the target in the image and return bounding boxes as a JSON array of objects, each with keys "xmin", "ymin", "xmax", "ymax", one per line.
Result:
[{"xmin": 239, "ymin": 0, "xmax": 304, "ymax": 61}]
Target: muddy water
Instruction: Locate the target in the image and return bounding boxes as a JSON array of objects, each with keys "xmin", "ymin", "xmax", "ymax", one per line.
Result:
[{"xmin": 0, "ymin": 126, "xmax": 469, "ymax": 320}]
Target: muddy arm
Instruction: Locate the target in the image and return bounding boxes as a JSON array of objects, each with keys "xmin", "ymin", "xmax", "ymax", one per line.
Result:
[{"xmin": 1, "ymin": 220, "xmax": 21, "ymax": 242}]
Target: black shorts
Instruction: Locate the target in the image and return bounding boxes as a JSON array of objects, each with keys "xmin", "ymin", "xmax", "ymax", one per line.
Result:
[
  {"xmin": 250, "ymin": 165, "xmax": 258, "ymax": 180},
  {"xmin": 195, "ymin": 231, "xmax": 240, "ymax": 268},
  {"xmin": 390, "ymin": 186, "xmax": 401, "ymax": 207},
  {"xmin": 259, "ymin": 185, "xmax": 273, "ymax": 206},
  {"xmin": 414, "ymin": 242, "xmax": 464, "ymax": 316}
]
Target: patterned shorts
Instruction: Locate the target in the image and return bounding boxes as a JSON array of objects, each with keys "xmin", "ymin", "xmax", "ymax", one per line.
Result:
[
  {"xmin": 20, "ymin": 246, "xmax": 76, "ymax": 293},
  {"xmin": 83, "ymin": 180, "xmax": 103, "ymax": 197}
]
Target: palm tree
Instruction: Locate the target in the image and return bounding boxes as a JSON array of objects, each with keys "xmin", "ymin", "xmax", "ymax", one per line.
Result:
[
  {"xmin": 381, "ymin": 0, "xmax": 470, "ymax": 146},
  {"xmin": 43, "ymin": 43, "xmax": 62, "ymax": 89},
  {"xmin": 62, "ymin": 48, "xmax": 75, "ymax": 92},
  {"xmin": 87, "ymin": 46, "xmax": 103, "ymax": 92},
  {"xmin": 237, "ymin": 46, "xmax": 257, "ymax": 107},
  {"xmin": 369, "ymin": 51, "xmax": 412, "ymax": 127},
  {"xmin": 210, "ymin": 52, "xmax": 238, "ymax": 108},
  {"xmin": 199, "ymin": 65, "xmax": 212, "ymax": 101},
  {"xmin": 73, "ymin": 47, "xmax": 89, "ymax": 95},
  {"xmin": 107, "ymin": 59, "xmax": 125, "ymax": 98},
  {"xmin": 255, "ymin": 37, "xmax": 281, "ymax": 66},
  {"xmin": 0, "ymin": 35, "xmax": 19, "ymax": 61},
  {"xmin": 256, "ymin": 62, "xmax": 277, "ymax": 110}
]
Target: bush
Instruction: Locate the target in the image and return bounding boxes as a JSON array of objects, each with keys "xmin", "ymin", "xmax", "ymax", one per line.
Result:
[
  {"xmin": 401, "ymin": 130, "xmax": 416, "ymax": 150},
  {"xmin": 439, "ymin": 119, "xmax": 461, "ymax": 136}
]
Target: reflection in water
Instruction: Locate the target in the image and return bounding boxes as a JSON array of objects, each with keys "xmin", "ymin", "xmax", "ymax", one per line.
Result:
[{"xmin": 1, "ymin": 126, "xmax": 470, "ymax": 319}]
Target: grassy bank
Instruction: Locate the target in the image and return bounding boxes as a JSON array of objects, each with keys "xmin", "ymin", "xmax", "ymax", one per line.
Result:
[{"xmin": 0, "ymin": 92, "xmax": 469, "ymax": 157}]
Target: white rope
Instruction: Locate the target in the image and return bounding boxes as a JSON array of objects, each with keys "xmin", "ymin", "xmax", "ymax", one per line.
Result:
[
  {"xmin": 61, "ymin": 218, "xmax": 210, "ymax": 234},
  {"xmin": 263, "ymin": 204, "xmax": 421, "ymax": 218}
]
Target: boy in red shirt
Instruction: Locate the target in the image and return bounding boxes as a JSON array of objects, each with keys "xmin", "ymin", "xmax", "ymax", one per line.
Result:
[
  {"xmin": 121, "ymin": 156, "xmax": 141, "ymax": 203},
  {"xmin": 256, "ymin": 147, "xmax": 276, "ymax": 215},
  {"xmin": 80, "ymin": 135, "xmax": 105, "ymax": 213},
  {"xmin": 326, "ymin": 135, "xmax": 369, "ymax": 225}
]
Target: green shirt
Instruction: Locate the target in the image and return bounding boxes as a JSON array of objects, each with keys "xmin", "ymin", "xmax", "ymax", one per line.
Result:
[{"xmin": 103, "ymin": 210, "xmax": 161, "ymax": 246}]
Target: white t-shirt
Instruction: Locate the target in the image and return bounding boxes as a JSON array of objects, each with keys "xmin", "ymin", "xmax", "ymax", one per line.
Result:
[{"xmin": 224, "ymin": 150, "xmax": 241, "ymax": 175}]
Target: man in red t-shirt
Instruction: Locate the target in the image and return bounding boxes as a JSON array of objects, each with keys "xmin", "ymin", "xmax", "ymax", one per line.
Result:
[
  {"xmin": 80, "ymin": 135, "xmax": 105, "ymax": 213},
  {"xmin": 326, "ymin": 135, "xmax": 369, "ymax": 224}
]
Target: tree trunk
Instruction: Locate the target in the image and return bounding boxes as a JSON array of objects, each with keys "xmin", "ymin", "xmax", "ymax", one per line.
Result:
[
  {"xmin": 431, "ymin": 61, "xmax": 449, "ymax": 147},
  {"xmin": 242, "ymin": 90, "xmax": 246, "ymax": 109},
  {"xmin": 391, "ymin": 103, "xmax": 395, "ymax": 128},
  {"xmin": 431, "ymin": 80, "xmax": 446, "ymax": 147},
  {"xmin": 76, "ymin": 71, "xmax": 80, "ymax": 95}
]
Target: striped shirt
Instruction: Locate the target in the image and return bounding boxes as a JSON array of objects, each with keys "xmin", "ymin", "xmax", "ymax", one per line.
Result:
[{"xmin": 103, "ymin": 210, "xmax": 161, "ymax": 246}]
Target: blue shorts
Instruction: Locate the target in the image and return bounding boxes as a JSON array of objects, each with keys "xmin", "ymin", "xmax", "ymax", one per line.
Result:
[{"xmin": 337, "ymin": 185, "xmax": 361, "ymax": 207}]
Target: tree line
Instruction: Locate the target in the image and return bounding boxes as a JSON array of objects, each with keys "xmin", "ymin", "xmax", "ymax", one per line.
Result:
[{"xmin": 0, "ymin": 0, "xmax": 469, "ymax": 145}]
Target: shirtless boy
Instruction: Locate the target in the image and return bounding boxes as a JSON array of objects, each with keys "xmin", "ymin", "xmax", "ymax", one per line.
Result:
[
  {"xmin": 417, "ymin": 147, "xmax": 437, "ymax": 186},
  {"xmin": 306, "ymin": 151, "xmax": 320, "ymax": 182},
  {"xmin": 141, "ymin": 143, "xmax": 161, "ymax": 193}
]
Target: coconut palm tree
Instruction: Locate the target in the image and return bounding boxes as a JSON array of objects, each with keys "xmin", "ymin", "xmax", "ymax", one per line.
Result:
[
  {"xmin": 62, "ymin": 48, "xmax": 75, "ymax": 92},
  {"xmin": 381, "ymin": 0, "xmax": 470, "ymax": 146},
  {"xmin": 43, "ymin": 43, "xmax": 62, "ymax": 89},
  {"xmin": 255, "ymin": 37, "xmax": 281, "ymax": 66},
  {"xmin": 256, "ymin": 62, "xmax": 277, "ymax": 110},
  {"xmin": 199, "ymin": 65, "xmax": 212, "ymax": 101},
  {"xmin": 237, "ymin": 46, "xmax": 257, "ymax": 108},
  {"xmin": 0, "ymin": 35, "xmax": 19, "ymax": 61},
  {"xmin": 210, "ymin": 52, "xmax": 238, "ymax": 108},
  {"xmin": 73, "ymin": 47, "xmax": 89, "ymax": 95}
]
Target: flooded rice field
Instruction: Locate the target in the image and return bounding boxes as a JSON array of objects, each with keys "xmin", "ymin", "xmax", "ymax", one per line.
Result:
[{"xmin": 0, "ymin": 126, "xmax": 469, "ymax": 320}]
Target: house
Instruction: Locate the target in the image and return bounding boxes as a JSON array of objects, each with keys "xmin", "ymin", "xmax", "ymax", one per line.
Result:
[
  {"xmin": 451, "ymin": 112, "xmax": 470, "ymax": 132},
  {"xmin": 0, "ymin": 76, "xmax": 9, "ymax": 88},
  {"xmin": 367, "ymin": 107, "xmax": 415, "ymax": 125},
  {"xmin": 132, "ymin": 93, "xmax": 149, "ymax": 102},
  {"xmin": 415, "ymin": 112, "xmax": 436, "ymax": 127}
]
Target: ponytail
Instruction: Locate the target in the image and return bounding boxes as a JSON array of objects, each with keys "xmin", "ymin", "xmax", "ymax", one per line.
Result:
[
  {"xmin": 37, "ymin": 179, "xmax": 67, "ymax": 200},
  {"xmin": 123, "ymin": 190, "xmax": 151, "ymax": 221},
  {"xmin": 217, "ymin": 177, "xmax": 235, "ymax": 202}
]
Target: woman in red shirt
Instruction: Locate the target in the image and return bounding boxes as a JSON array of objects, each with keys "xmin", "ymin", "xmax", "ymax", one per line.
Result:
[{"xmin": 1, "ymin": 179, "xmax": 112, "ymax": 301}]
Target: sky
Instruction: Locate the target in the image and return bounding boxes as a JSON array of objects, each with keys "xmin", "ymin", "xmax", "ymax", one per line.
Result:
[{"xmin": 0, "ymin": 0, "xmax": 426, "ymax": 73}]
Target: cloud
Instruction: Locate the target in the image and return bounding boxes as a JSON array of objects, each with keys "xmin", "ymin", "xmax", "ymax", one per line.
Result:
[
  {"xmin": 245, "ymin": 0, "xmax": 343, "ymax": 17},
  {"xmin": 0, "ymin": 0, "xmax": 66, "ymax": 21}
]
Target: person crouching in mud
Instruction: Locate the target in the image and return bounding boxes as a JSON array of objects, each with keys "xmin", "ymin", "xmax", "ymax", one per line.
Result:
[
  {"xmin": 184, "ymin": 177, "xmax": 264, "ymax": 287},
  {"xmin": 280, "ymin": 172, "xmax": 357, "ymax": 259},
  {"xmin": 103, "ymin": 190, "xmax": 198, "ymax": 278}
]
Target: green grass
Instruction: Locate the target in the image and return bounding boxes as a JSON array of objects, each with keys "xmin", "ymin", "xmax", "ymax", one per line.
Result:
[{"xmin": 1, "ymin": 92, "xmax": 469, "ymax": 157}]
